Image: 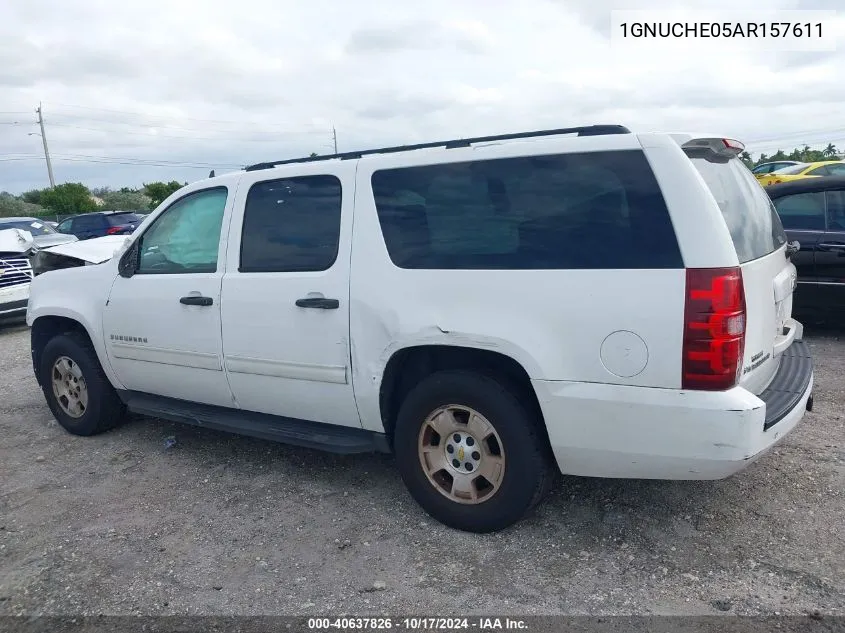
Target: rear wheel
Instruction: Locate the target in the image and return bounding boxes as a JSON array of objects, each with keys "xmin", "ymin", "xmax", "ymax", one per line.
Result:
[
  {"xmin": 394, "ymin": 370, "xmax": 553, "ymax": 533},
  {"xmin": 39, "ymin": 332, "xmax": 126, "ymax": 436}
]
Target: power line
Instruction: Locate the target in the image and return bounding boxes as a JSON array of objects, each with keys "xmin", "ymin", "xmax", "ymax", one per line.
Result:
[{"xmin": 51, "ymin": 102, "xmax": 326, "ymax": 130}]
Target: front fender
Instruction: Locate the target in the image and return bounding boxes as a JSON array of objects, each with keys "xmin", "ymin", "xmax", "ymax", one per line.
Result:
[{"xmin": 26, "ymin": 264, "xmax": 125, "ymax": 390}]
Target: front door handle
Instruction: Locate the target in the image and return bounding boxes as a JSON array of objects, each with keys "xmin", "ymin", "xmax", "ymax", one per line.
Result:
[
  {"xmin": 295, "ymin": 297, "xmax": 339, "ymax": 309},
  {"xmin": 819, "ymin": 242, "xmax": 845, "ymax": 251},
  {"xmin": 180, "ymin": 295, "xmax": 213, "ymax": 306}
]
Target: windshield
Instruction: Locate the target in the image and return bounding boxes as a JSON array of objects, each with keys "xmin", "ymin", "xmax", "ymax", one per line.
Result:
[
  {"xmin": 774, "ymin": 164, "xmax": 809, "ymax": 175},
  {"xmin": 0, "ymin": 219, "xmax": 57, "ymax": 236},
  {"xmin": 688, "ymin": 153, "xmax": 787, "ymax": 263}
]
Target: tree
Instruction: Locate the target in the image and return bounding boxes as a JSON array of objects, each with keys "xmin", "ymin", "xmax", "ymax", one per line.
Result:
[
  {"xmin": 143, "ymin": 180, "xmax": 185, "ymax": 209},
  {"xmin": 21, "ymin": 189, "xmax": 44, "ymax": 205},
  {"xmin": 739, "ymin": 151, "xmax": 753, "ymax": 168},
  {"xmin": 310, "ymin": 152, "xmax": 318, "ymax": 157},
  {"xmin": 823, "ymin": 143, "xmax": 838, "ymax": 158},
  {"xmin": 0, "ymin": 192, "xmax": 46, "ymax": 218},
  {"xmin": 100, "ymin": 190, "xmax": 151, "ymax": 211},
  {"xmin": 39, "ymin": 183, "xmax": 97, "ymax": 214}
]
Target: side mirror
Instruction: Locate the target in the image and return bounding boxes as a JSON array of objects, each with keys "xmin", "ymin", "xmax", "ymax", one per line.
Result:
[
  {"xmin": 118, "ymin": 242, "xmax": 139, "ymax": 278},
  {"xmin": 786, "ymin": 240, "xmax": 801, "ymax": 259}
]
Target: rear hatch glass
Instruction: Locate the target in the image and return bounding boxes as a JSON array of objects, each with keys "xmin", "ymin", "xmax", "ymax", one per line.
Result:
[
  {"xmin": 106, "ymin": 213, "xmax": 143, "ymax": 226},
  {"xmin": 687, "ymin": 150, "xmax": 794, "ymax": 394}
]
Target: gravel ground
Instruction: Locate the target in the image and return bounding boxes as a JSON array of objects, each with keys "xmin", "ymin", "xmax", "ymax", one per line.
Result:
[{"xmin": 0, "ymin": 322, "xmax": 842, "ymax": 617}]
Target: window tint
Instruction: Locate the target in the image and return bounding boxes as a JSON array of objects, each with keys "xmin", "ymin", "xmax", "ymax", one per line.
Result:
[
  {"xmin": 827, "ymin": 191, "xmax": 845, "ymax": 231},
  {"xmin": 106, "ymin": 212, "xmax": 143, "ymax": 226},
  {"xmin": 825, "ymin": 163, "xmax": 845, "ymax": 176},
  {"xmin": 137, "ymin": 187, "xmax": 227, "ymax": 274},
  {"xmin": 773, "ymin": 192, "xmax": 826, "ymax": 230},
  {"xmin": 57, "ymin": 220, "xmax": 72, "ymax": 233},
  {"xmin": 73, "ymin": 215, "xmax": 105, "ymax": 231},
  {"xmin": 371, "ymin": 150, "xmax": 682, "ymax": 270},
  {"xmin": 688, "ymin": 154, "xmax": 787, "ymax": 263},
  {"xmin": 240, "ymin": 175, "xmax": 342, "ymax": 273}
]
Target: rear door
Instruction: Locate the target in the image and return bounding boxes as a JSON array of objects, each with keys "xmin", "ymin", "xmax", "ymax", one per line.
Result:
[
  {"xmin": 220, "ymin": 165, "xmax": 360, "ymax": 427},
  {"xmin": 687, "ymin": 153, "xmax": 793, "ymax": 394}
]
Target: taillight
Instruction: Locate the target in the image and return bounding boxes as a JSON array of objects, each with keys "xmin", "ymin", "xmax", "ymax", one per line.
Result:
[
  {"xmin": 682, "ymin": 267, "xmax": 746, "ymax": 391},
  {"xmin": 106, "ymin": 226, "xmax": 123, "ymax": 235}
]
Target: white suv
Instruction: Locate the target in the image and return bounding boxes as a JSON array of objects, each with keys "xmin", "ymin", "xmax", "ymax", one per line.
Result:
[{"xmin": 26, "ymin": 125, "xmax": 814, "ymax": 533}]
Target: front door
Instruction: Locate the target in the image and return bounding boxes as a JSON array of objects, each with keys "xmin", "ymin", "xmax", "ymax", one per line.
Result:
[
  {"xmin": 815, "ymin": 190, "xmax": 845, "ymax": 313},
  {"xmin": 220, "ymin": 167, "xmax": 360, "ymax": 428},
  {"xmin": 771, "ymin": 190, "xmax": 826, "ymax": 313},
  {"xmin": 102, "ymin": 186, "xmax": 237, "ymax": 408}
]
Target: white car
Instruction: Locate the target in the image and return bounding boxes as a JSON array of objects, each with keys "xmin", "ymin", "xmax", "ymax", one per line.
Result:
[{"xmin": 26, "ymin": 125, "xmax": 814, "ymax": 532}]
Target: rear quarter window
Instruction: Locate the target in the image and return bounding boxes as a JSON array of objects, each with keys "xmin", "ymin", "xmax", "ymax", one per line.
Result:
[
  {"xmin": 371, "ymin": 150, "xmax": 683, "ymax": 270},
  {"xmin": 688, "ymin": 154, "xmax": 787, "ymax": 263},
  {"xmin": 106, "ymin": 213, "xmax": 143, "ymax": 226}
]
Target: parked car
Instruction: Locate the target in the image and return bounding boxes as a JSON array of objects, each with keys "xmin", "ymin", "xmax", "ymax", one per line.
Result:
[
  {"xmin": 767, "ymin": 175, "xmax": 845, "ymax": 318},
  {"xmin": 26, "ymin": 125, "xmax": 813, "ymax": 533},
  {"xmin": 0, "ymin": 217, "xmax": 78, "ymax": 249},
  {"xmin": 56, "ymin": 211, "xmax": 144, "ymax": 240},
  {"xmin": 0, "ymin": 218, "xmax": 78, "ymax": 322},
  {"xmin": 757, "ymin": 160, "xmax": 845, "ymax": 187},
  {"xmin": 752, "ymin": 160, "xmax": 801, "ymax": 179}
]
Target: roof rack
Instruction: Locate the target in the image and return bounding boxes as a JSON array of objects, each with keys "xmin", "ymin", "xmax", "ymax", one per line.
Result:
[{"xmin": 244, "ymin": 124, "xmax": 631, "ymax": 171}]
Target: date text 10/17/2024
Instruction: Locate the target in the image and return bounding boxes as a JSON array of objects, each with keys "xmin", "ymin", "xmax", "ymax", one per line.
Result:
[{"xmin": 307, "ymin": 617, "xmax": 529, "ymax": 631}]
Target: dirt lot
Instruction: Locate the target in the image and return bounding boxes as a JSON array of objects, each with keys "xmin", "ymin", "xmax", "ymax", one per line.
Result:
[{"xmin": 0, "ymin": 323, "xmax": 843, "ymax": 617}]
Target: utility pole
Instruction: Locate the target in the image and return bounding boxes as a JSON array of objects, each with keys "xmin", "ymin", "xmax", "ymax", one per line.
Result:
[
  {"xmin": 35, "ymin": 102, "xmax": 55, "ymax": 187},
  {"xmin": 332, "ymin": 126, "xmax": 338, "ymax": 154}
]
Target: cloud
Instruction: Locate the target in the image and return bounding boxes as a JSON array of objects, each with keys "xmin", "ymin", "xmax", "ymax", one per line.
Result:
[{"xmin": 1, "ymin": 0, "xmax": 844, "ymax": 193}]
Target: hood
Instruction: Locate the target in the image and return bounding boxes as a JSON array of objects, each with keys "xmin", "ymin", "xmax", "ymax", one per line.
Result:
[
  {"xmin": 0, "ymin": 228, "xmax": 35, "ymax": 254},
  {"xmin": 40, "ymin": 234, "xmax": 127, "ymax": 264},
  {"xmin": 31, "ymin": 233, "xmax": 79, "ymax": 249}
]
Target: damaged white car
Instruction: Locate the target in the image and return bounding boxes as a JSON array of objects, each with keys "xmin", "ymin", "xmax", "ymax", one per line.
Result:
[{"xmin": 1, "ymin": 228, "xmax": 125, "ymax": 322}]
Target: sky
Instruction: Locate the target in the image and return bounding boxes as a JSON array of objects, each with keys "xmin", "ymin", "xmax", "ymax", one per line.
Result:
[{"xmin": 1, "ymin": 0, "xmax": 844, "ymax": 194}]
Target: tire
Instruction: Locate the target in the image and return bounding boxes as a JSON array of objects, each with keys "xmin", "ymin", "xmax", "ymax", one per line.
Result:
[
  {"xmin": 394, "ymin": 370, "xmax": 553, "ymax": 533},
  {"xmin": 39, "ymin": 332, "xmax": 126, "ymax": 436}
]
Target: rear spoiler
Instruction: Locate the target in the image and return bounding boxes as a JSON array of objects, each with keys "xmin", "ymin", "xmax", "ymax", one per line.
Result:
[{"xmin": 681, "ymin": 137, "xmax": 745, "ymax": 158}]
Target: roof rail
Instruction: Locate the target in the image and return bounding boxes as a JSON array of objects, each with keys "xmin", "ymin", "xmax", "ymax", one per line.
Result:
[{"xmin": 244, "ymin": 124, "xmax": 631, "ymax": 172}]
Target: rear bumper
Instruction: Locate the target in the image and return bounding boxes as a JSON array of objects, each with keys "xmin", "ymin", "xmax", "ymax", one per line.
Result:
[
  {"xmin": 0, "ymin": 283, "xmax": 30, "ymax": 320},
  {"xmin": 533, "ymin": 340, "xmax": 814, "ymax": 480}
]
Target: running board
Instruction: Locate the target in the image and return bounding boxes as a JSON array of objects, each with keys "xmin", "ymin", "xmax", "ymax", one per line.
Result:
[{"xmin": 118, "ymin": 391, "xmax": 391, "ymax": 455}]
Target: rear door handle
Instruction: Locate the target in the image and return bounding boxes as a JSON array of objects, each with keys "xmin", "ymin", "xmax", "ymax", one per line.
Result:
[
  {"xmin": 180, "ymin": 295, "xmax": 213, "ymax": 306},
  {"xmin": 295, "ymin": 297, "xmax": 339, "ymax": 309}
]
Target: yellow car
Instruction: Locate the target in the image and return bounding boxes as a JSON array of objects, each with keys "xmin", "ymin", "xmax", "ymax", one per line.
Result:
[{"xmin": 757, "ymin": 160, "xmax": 845, "ymax": 187}]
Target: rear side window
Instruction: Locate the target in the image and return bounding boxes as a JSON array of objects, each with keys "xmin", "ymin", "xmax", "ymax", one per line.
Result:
[
  {"xmin": 240, "ymin": 175, "xmax": 342, "ymax": 273},
  {"xmin": 106, "ymin": 212, "xmax": 143, "ymax": 226},
  {"xmin": 73, "ymin": 215, "xmax": 105, "ymax": 231},
  {"xmin": 773, "ymin": 192, "xmax": 826, "ymax": 231},
  {"xmin": 371, "ymin": 150, "xmax": 682, "ymax": 270},
  {"xmin": 827, "ymin": 191, "xmax": 845, "ymax": 231},
  {"xmin": 688, "ymin": 155, "xmax": 787, "ymax": 263}
]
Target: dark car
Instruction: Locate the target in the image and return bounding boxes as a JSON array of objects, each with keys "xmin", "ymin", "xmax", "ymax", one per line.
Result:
[
  {"xmin": 766, "ymin": 176, "xmax": 845, "ymax": 317},
  {"xmin": 0, "ymin": 217, "xmax": 78, "ymax": 249},
  {"xmin": 56, "ymin": 211, "xmax": 144, "ymax": 240}
]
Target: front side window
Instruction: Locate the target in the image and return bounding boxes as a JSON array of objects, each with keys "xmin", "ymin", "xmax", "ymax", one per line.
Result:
[
  {"xmin": 825, "ymin": 163, "xmax": 845, "ymax": 176},
  {"xmin": 826, "ymin": 191, "xmax": 845, "ymax": 231},
  {"xmin": 239, "ymin": 175, "xmax": 342, "ymax": 273},
  {"xmin": 136, "ymin": 187, "xmax": 227, "ymax": 274},
  {"xmin": 806, "ymin": 165, "xmax": 831, "ymax": 177},
  {"xmin": 371, "ymin": 150, "xmax": 682, "ymax": 270},
  {"xmin": 773, "ymin": 192, "xmax": 826, "ymax": 231},
  {"xmin": 57, "ymin": 220, "xmax": 72, "ymax": 233}
]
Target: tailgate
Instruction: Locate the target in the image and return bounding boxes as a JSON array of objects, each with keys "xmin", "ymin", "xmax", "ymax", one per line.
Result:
[
  {"xmin": 738, "ymin": 247, "xmax": 798, "ymax": 394},
  {"xmin": 685, "ymin": 143, "xmax": 794, "ymax": 395}
]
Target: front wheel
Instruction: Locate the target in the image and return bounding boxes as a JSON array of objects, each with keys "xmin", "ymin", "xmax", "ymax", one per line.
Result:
[
  {"xmin": 39, "ymin": 332, "xmax": 126, "ymax": 436},
  {"xmin": 394, "ymin": 371, "xmax": 553, "ymax": 533}
]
